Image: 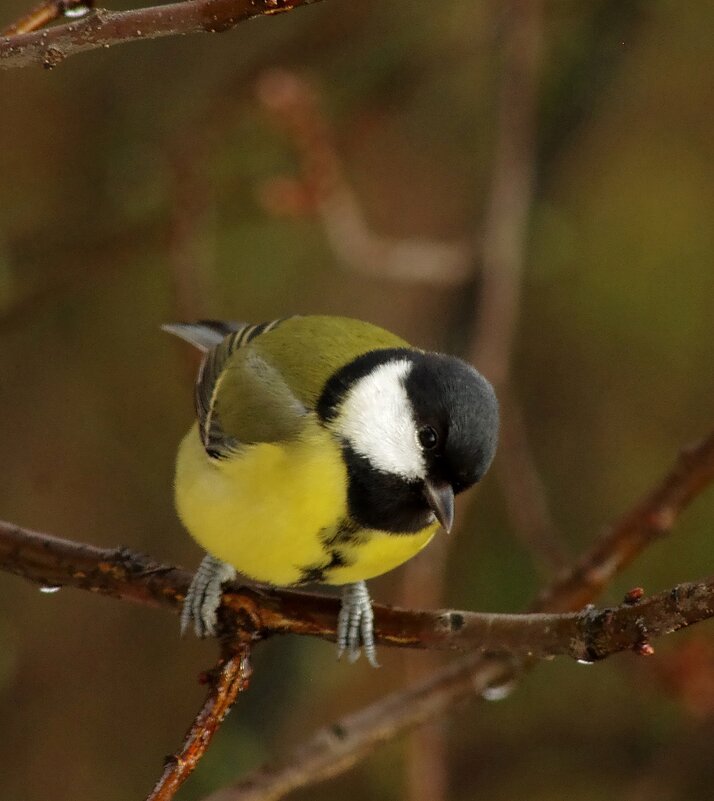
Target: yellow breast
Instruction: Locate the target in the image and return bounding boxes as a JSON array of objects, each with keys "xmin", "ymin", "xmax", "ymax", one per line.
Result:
[{"xmin": 175, "ymin": 420, "xmax": 439, "ymax": 586}]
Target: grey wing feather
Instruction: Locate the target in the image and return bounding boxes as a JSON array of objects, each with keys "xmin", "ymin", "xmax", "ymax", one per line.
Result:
[{"xmin": 164, "ymin": 318, "xmax": 303, "ymax": 459}]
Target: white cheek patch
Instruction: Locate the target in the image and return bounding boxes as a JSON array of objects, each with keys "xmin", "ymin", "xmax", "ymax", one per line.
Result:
[{"xmin": 336, "ymin": 359, "xmax": 425, "ymax": 480}]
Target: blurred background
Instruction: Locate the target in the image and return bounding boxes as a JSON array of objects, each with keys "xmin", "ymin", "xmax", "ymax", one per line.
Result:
[{"xmin": 1, "ymin": 1, "xmax": 713, "ymax": 799}]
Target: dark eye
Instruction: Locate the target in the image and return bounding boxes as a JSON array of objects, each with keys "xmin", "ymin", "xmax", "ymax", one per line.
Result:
[{"xmin": 418, "ymin": 425, "xmax": 439, "ymax": 450}]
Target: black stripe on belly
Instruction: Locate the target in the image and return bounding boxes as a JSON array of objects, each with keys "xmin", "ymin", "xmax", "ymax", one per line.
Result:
[
  {"xmin": 297, "ymin": 549, "xmax": 348, "ymax": 585},
  {"xmin": 296, "ymin": 521, "xmax": 362, "ymax": 584}
]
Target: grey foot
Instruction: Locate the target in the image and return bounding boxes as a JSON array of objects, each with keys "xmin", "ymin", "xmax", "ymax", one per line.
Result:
[
  {"xmin": 180, "ymin": 555, "xmax": 236, "ymax": 638},
  {"xmin": 336, "ymin": 581, "xmax": 379, "ymax": 667}
]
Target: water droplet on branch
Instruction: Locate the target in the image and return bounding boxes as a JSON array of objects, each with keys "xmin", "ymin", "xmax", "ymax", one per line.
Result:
[
  {"xmin": 63, "ymin": 4, "xmax": 92, "ymax": 19},
  {"xmin": 482, "ymin": 681, "xmax": 515, "ymax": 701}
]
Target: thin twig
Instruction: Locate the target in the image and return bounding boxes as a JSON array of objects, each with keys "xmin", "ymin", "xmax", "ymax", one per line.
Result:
[
  {"xmin": 1, "ymin": 0, "xmax": 93, "ymax": 37},
  {"xmin": 147, "ymin": 646, "xmax": 253, "ymax": 801},
  {"xmin": 202, "ymin": 655, "xmax": 508, "ymax": 801},
  {"xmin": 0, "ymin": 0, "xmax": 325, "ymax": 70}
]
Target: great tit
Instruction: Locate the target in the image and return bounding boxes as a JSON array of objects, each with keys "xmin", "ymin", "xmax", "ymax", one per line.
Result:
[{"xmin": 165, "ymin": 315, "xmax": 498, "ymax": 666}]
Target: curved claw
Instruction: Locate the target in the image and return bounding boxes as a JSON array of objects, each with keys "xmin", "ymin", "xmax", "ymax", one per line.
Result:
[
  {"xmin": 181, "ymin": 555, "xmax": 236, "ymax": 638},
  {"xmin": 336, "ymin": 581, "xmax": 379, "ymax": 668}
]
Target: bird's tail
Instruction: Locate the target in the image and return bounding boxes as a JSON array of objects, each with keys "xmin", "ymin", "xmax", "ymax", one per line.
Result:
[{"xmin": 161, "ymin": 320, "xmax": 244, "ymax": 352}]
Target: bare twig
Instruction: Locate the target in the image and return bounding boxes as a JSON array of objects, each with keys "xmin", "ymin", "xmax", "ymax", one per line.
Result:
[
  {"xmin": 147, "ymin": 646, "xmax": 253, "ymax": 801},
  {"xmin": 1, "ymin": 0, "xmax": 93, "ymax": 37},
  {"xmin": 209, "ymin": 428, "xmax": 714, "ymax": 801},
  {"xmin": 256, "ymin": 69, "xmax": 474, "ymax": 285},
  {"xmin": 0, "ymin": 0, "xmax": 325, "ymax": 70}
]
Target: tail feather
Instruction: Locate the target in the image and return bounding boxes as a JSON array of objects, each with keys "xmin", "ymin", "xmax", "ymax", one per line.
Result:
[{"xmin": 161, "ymin": 320, "xmax": 245, "ymax": 352}]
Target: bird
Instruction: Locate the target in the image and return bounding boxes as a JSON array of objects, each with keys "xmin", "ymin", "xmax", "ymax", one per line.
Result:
[{"xmin": 164, "ymin": 315, "xmax": 499, "ymax": 666}]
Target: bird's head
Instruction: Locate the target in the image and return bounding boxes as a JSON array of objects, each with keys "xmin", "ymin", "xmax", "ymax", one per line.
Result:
[{"xmin": 317, "ymin": 349, "xmax": 499, "ymax": 534}]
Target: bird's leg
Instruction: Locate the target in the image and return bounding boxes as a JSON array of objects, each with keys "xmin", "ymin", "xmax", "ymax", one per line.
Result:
[
  {"xmin": 180, "ymin": 554, "xmax": 236, "ymax": 638},
  {"xmin": 336, "ymin": 580, "xmax": 379, "ymax": 667}
]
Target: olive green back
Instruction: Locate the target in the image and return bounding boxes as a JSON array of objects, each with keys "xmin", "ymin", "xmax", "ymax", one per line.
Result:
[{"xmin": 214, "ymin": 316, "xmax": 410, "ymax": 445}]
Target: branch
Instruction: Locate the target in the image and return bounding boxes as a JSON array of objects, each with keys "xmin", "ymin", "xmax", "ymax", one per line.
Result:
[
  {"xmin": 0, "ymin": 0, "xmax": 325, "ymax": 71},
  {"xmin": 0, "ymin": 429, "xmax": 713, "ymax": 662},
  {"xmin": 147, "ymin": 646, "xmax": 253, "ymax": 801},
  {"xmin": 203, "ymin": 654, "xmax": 509, "ymax": 801},
  {"xmin": 208, "ymin": 427, "xmax": 714, "ymax": 801}
]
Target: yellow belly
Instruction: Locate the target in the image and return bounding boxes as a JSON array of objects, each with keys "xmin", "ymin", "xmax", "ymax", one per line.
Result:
[{"xmin": 175, "ymin": 422, "xmax": 438, "ymax": 586}]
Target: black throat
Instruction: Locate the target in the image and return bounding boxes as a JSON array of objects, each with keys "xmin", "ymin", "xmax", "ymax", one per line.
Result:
[{"xmin": 341, "ymin": 445, "xmax": 433, "ymax": 534}]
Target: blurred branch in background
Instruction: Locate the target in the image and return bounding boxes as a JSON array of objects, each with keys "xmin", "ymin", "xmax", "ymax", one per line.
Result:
[
  {"xmin": 534, "ymin": 429, "xmax": 714, "ymax": 613},
  {"xmin": 625, "ymin": 639, "xmax": 714, "ymax": 801},
  {"xmin": 0, "ymin": 0, "xmax": 326, "ymax": 70},
  {"xmin": 167, "ymin": 138, "xmax": 217, "ymax": 326},
  {"xmin": 468, "ymin": 0, "xmax": 568, "ymax": 577},
  {"xmin": 165, "ymin": 132, "xmax": 219, "ymax": 382},
  {"xmin": 1, "ymin": 427, "xmax": 712, "ymax": 800},
  {"xmin": 214, "ymin": 426, "xmax": 714, "ymax": 801},
  {"xmin": 255, "ymin": 69, "xmax": 474, "ymax": 285},
  {"xmin": 403, "ymin": 0, "xmax": 549, "ymax": 792}
]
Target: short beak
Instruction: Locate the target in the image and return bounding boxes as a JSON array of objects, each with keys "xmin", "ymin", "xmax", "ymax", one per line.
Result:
[{"xmin": 424, "ymin": 480, "xmax": 455, "ymax": 533}]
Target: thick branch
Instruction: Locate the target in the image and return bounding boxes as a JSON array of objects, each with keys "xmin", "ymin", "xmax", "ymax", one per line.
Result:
[
  {"xmin": 0, "ymin": 0, "xmax": 324, "ymax": 70},
  {"xmin": 1, "ymin": 523, "xmax": 713, "ymax": 661},
  {"xmin": 2, "ymin": 426, "xmax": 714, "ymax": 660}
]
